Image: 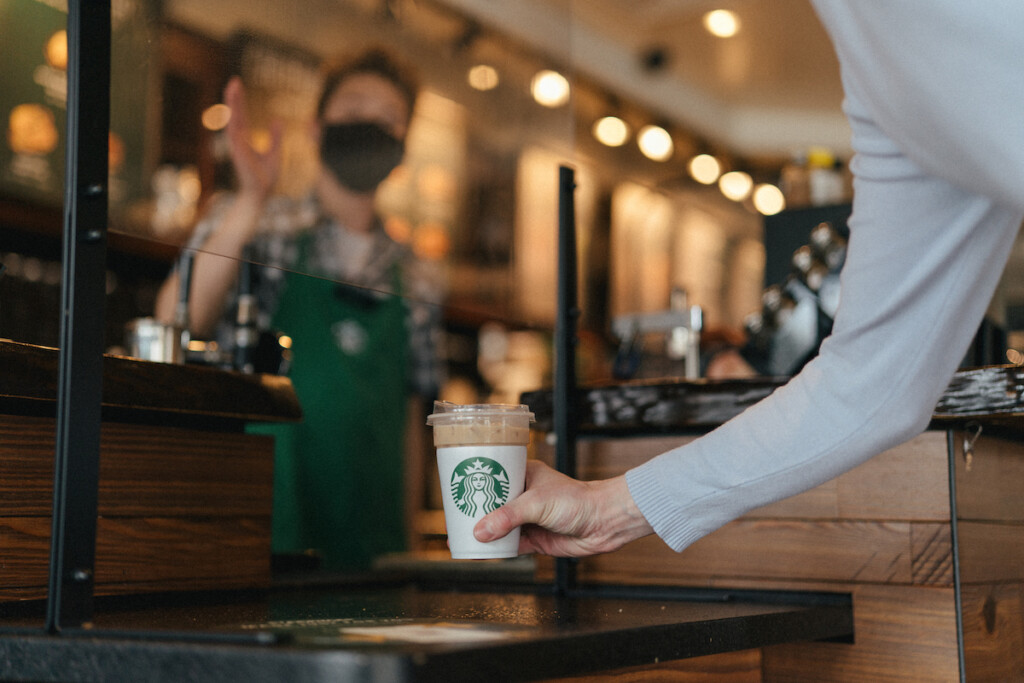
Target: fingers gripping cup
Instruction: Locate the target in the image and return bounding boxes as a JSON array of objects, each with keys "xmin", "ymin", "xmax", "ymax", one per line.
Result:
[{"xmin": 426, "ymin": 401, "xmax": 534, "ymax": 559}]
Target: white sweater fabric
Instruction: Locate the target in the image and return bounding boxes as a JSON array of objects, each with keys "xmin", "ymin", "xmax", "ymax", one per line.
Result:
[{"xmin": 626, "ymin": 1, "xmax": 1024, "ymax": 552}]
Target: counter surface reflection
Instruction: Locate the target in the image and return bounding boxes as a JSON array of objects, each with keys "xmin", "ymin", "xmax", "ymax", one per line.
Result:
[{"xmin": 0, "ymin": 581, "xmax": 853, "ymax": 682}]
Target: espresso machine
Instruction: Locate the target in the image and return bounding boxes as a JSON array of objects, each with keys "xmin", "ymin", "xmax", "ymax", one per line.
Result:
[{"xmin": 611, "ymin": 287, "xmax": 703, "ymax": 380}]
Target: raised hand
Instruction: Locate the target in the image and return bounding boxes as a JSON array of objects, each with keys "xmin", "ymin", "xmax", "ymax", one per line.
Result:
[{"xmin": 223, "ymin": 76, "xmax": 284, "ymax": 201}]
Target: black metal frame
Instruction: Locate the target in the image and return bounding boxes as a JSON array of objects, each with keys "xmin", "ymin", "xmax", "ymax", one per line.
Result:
[
  {"xmin": 946, "ymin": 430, "xmax": 966, "ymax": 683},
  {"xmin": 0, "ymin": 0, "xmax": 109, "ymax": 638},
  {"xmin": 553, "ymin": 165, "xmax": 579, "ymax": 595},
  {"xmin": 547, "ymin": 164, "xmax": 853, "ymax": 625},
  {"xmin": 45, "ymin": 0, "xmax": 111, "ymax": 632}
]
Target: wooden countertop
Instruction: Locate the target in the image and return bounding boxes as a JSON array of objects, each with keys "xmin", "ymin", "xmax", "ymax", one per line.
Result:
[
  {"xmin": 0, "ymin": 338, "xmax": 301, "ymax": 425},
  {"xmin": 0, "ymin": 582, "xmax": 853, "ymax": 683},
  {"xmin": 522, "ymin": 365, "xmax": 1024, "ymax": 436}
]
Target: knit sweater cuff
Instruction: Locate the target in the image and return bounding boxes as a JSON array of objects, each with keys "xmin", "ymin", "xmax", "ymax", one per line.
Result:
[{"xmin": 625, "ymin": 461, "xmax": 704, "ymax": 553}]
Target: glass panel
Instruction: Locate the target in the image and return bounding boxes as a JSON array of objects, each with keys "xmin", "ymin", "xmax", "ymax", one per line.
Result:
[
  {"xmin": 0, "ymin": 0, "xmax": 69, "ymax": 630},
  {"xmin": 0, "ymin": 0, "xmax": 67, "ymax": 350},
  {"xmin": 0, "ymin": 0, "xmax": 802, "ymax": 630},
  {"xmin": 11, "ymin": 0, "xmax": 582, "ymax": 614},
  {"xmin": 97, "ymin": 1, "xmax": 576, "ymax": 583}
]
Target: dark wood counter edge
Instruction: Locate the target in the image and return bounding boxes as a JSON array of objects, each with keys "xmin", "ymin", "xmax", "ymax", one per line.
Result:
[
  {"xmin": 0, "ymin": 583, "xmax": 854, "ymax": 683},
  {"xmin": 0, "ymin": 339, "xmax": 301, "ymax": 424},
  {"xmin": 522, "ymin": 365, "xmax": 1024, "ymax": 436},
  {"xmin": 933, "ymin": 364, "xmax": 1024, "ymax": 417},
  {"xmin": 522, "ymin": 376, "xmax": 788, "ymax": 435}
]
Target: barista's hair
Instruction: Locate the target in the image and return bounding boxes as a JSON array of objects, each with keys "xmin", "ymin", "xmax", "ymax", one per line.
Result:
[{"xmin": 316, "ymin": 48, "xmax": 419, "ymax": 123}]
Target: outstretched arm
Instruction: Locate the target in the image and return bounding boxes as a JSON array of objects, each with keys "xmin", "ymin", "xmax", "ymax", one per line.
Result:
[{"xmin": 479, "ymin": 2, "xmax": 1024, "ymax": 561}]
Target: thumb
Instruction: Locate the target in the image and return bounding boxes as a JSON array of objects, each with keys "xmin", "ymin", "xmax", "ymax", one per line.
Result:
[{"xmin": 474, "ymin": 498, "xmax": 526, "ymax": 542}]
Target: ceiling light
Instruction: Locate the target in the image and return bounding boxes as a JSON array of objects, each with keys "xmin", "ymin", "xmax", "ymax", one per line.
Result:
[
  {"xmin": 703, "ymin": 10, "xmax": 741, "ymax": 38},
  {"xmin": 201, "ymin": 103, "xmax": 231, "ymax": 131},
  {"xmin": 45, "ymin": 30, "xmax": 68, "ymax": 70},
  {"xmin": 688, "ymin": 154, "xmax": 721, "ymax": 184},
  {"xmin": 753, "ymin": 183, "xmax": 786, "ymax": 215},
  {"xmin": 468, "ymin": 64, "xmax": 499, "ymax": 91},
  {"xmin": 531, "ymin": 70, "xmax": 570, "ymax": 108},
  {"xmin": 593, "ymin": 116, "xmax": 630, "ymax": 147},
  {"xmin": 719, "ymin": 170, "xmax": 753, "ymax": 201},
  {"xmin": 637, "ymin": 125, "xmax": 674, "ymax": 162}
]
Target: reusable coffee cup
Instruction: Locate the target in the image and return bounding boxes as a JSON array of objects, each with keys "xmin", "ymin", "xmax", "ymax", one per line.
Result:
[{"xmin": 426, "ymin": 401, "xmax": 534, "ymax": 559}]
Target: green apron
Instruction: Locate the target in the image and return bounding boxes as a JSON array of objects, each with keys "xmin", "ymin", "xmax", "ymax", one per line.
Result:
[{"xmin": 249, "ymin": 230, "xmax": 409, "ymax": 571}]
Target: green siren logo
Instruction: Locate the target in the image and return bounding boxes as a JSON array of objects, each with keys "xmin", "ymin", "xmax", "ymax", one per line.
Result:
[{"xmin": 450, "ymin": 457, "xmax": 511, "ymax": 518}]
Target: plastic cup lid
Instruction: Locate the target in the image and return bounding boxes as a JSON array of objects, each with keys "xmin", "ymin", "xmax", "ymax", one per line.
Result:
[{"xmin": 426, "ymin": 400, "xmax": 535, "ymax": 425}]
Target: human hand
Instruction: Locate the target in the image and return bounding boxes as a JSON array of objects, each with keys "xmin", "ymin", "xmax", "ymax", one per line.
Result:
[
  {"xmin": 223, "ymin": 76, "xmax": 283, "ymax": 201},
  {"xmin": 473, "ymin": 460, "xmax": 654, "ymax": 557}
]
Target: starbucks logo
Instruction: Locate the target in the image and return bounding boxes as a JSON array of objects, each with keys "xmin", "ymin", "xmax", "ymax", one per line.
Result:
[{"xmin": 450, "ymin": 457, "xmax": 511, "ymax": 518}]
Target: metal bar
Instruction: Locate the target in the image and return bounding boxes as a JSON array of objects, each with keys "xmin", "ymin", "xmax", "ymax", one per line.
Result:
[
  {"xmin": 46, "ymin": 0, "xmax": 111, "ymax": 632},
  {"xmin": 554, "ymin": 165, "xmax": 579, "ymax": 595},
  {"xmin": 946, "ymin": 430, "xmax": 966, "ymax": 682},
  {"xmin": 562, "ymin": 583, "xmax": 852, "ymax": 608}
]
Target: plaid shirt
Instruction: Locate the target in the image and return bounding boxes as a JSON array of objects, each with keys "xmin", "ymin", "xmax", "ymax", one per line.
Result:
[{"xmin": 188, "ymin": 192, "xmax": 444, "ymax": 398}]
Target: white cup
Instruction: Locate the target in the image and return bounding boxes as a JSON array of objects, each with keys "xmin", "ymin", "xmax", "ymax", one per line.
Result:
[{"xmin": 426, "ymin": 401, "xmax": 534, "ymax": 559}]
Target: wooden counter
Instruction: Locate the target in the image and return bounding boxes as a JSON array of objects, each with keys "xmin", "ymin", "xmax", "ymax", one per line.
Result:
[
  {"xmin": 0, "ymin": 583, "xmax": 853, "ymax": 683},
  {"xmin": 0, "ymin": 338, "xmax": 856, "ymax": 682},
  {"xmin": 0, "ymin": 339, "xmax": 301, "ymax": 601},
  {"xmin": 0, "ymin": 338, "xmax": 301, "ymax": 425},
  {"xmin": 525, "ymin": 366, "xmax": 1024, "ymax": 681}
]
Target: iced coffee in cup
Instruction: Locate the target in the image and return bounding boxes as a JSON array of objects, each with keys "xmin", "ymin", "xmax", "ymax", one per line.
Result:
[{"xmin": 426, "ymin": 401, "xmax": 534, "ymax": 559}]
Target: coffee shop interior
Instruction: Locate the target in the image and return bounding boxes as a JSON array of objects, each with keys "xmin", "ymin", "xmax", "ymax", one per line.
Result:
[{"xmin": 3, "ymin": 0, "xmax": 1024, "ymax": 681}]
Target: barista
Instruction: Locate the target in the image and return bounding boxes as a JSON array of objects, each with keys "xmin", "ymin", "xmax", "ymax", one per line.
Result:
[{"xmin": 156, "ymin": 49, "xmax": 443, "ymax": 571}]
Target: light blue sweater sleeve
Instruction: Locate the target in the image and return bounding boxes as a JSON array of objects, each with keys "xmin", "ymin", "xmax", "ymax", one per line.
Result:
[{"xmin": 627, "ymin": 1, "xmax": 1024, "ymax": 552}]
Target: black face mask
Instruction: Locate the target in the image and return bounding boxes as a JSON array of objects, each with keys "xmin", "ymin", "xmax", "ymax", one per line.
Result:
[{"xmin": 319, "ymin": 121, "xmax": 404, "ymax": 194}]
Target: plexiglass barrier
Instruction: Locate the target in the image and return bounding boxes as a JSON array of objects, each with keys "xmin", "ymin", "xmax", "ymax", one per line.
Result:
[
  {"xmin": 1, "ymin": 0, "xmax": 588, "ymax": 629},
  {"xmin": 0, "ymin": 0, "xmax": 797, "ymax": 630}
]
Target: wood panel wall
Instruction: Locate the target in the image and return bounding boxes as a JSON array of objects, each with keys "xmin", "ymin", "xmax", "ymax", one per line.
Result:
[
  {"xmin": 0, "ymin": 414, "xmax": 273, "ymax": 601},
  {"xmin": 535, "ymin": 428, "xmax": 1024, "ymax": 682}
]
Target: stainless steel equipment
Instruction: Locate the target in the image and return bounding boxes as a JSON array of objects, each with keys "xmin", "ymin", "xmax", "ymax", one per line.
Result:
[
  {"xmin": 612, "ymin": 287, "xmax": 703, "ymax": 380},
  {"xmin": 124, "ymin": 317, "xmax": 184, "ymax": 364}
]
